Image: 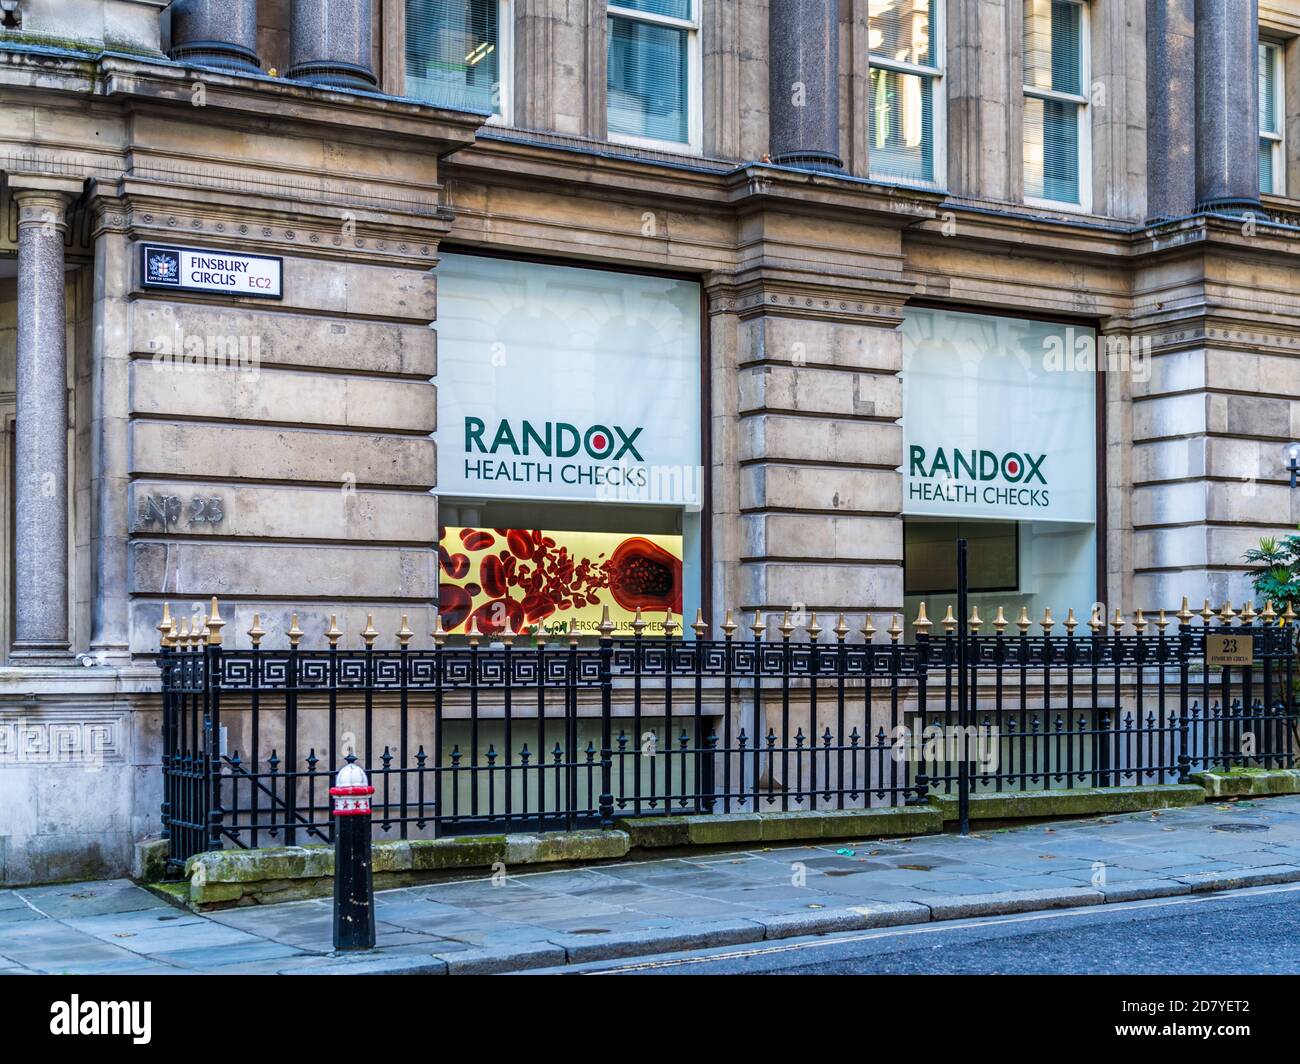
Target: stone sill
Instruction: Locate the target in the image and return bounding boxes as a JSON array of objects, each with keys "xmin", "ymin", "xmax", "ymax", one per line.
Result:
[{"xmin": 926, "ymin": 785, "xmax": 1205, "ymax": 824}]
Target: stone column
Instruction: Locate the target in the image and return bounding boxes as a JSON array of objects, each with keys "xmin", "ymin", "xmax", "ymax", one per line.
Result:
[
  {"xmin": 1194, "ymin": 0, "xmax": 1261, "ymax": 213},
  {"xmin": 1146, "ymin": 0, "xmax": 1197, "ymax": 221},
  {"xmin": 11, "ymin": 181, "xmax": 78, "ymax": 659},
  {"xmin": 768, "ymin": 0, "xmax": 842, "ymax": 170},
  {"xmin": 167, "ymin": 0, "xmax": 261, "ymax": 73},
  {"xmin": 288, "ymin": 0, "xmax": 377, "ymax": 91}
]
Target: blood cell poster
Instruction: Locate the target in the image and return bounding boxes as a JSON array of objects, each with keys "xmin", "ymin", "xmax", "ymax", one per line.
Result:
[{"xmin": 439, "ymin": 526, "xmax": 685, "ymax": 637}]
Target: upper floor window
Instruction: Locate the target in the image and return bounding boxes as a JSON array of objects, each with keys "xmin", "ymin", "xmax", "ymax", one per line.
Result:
[
  {"xmin": 1022, "ymin": 0, "xmax": 1090, "ymax": 210},
  {"xmin": 405, "ymin": 0, "xmax": 511, "ymax": 122},
  {"xmin": 607, "ymin": 0, "xmax": 700, "ymax": 152},
  {"xmin": 868, "ymin": 0, "xmax": 944, "ymax": 186},
  {"xmin": 1260, "ymin": 39, "xmax": 1285, "ymax": 196}
]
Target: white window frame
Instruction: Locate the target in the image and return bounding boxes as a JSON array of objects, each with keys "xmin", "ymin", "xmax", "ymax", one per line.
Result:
[
  {"xmin": 605, "ymin": 1, "xmax": 702, "ymax": 154},
  {"xmin": 1260, "ymin": 37, "xmax": 1285, "ymax": 197},
  {"xmin": 1022, "ymin": 0, "xmax": 1092, "ymax": 213},
  {"xmin": 403, "ymin": 0, "xmax": 513, "ymax": 126},
  {"xmin": 867, "ymin": 0, "xmax": 947, "ymax": 189}
]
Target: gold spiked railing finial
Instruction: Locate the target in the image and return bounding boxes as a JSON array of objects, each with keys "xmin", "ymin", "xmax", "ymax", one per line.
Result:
[
  {"xmin": 1261, "ymin": 600, "xmax": 1278, "ymax": 625},
  {"xmin": 806, "ymin": 612, "xmax": 823, "ymax": 641},
  {"xmin": 247, "ymin": 612, "xmax": 265, "ymax": 648},
  {"xmin": 1087, "ymin": 606, "xmax": 1104, "ymax": 634},
  {"xmin": 691, "ymin": 608, "xmax": 708, "ymax": 640},
  {"xmin": 913, "ymin": 601, "xmax": 933, "ymax": 637},
  {"xmin": 287, "ymin": 613, "xmax": 304, "ymax": 649},
  {"xmin": 207, "ymin": 597, "xmax": 225, "ymax": 646},
  {"xmin": 1155, "ymin": 609, "xmax": 1169, "ymax": 633},
  {"xmin": 663, "ymin": 612, "xmax": 679, "ymax": 639},
  {"xmin": 177, "ymin": 616, "xmax": 190, "ymax": 649},
  {"xmin": 888, "ymin": 614, "xmax": 904, "ymax": 642},
  {"xmin": 1040, "ymin": 607, "xmax": 1054, "ymax": 634},
  {"xmin": 721, "ymin": 609, "xmax": 739, "ymax": 639},
  {"xmin": 467, "ymin": 615, "xmax": 483, "ymax": 647},
  {"xmin": 993, "ymin": 606, "xmax": 1008, "ymax": 634},
  {"xmin": 1241, "ymin": 601, "xmax": 1257, "ymax": 625},
  {"xmin": 157, "ymin": 603, "xmax": 174, "ymax": 648},
  {"xmin": 361, "ymin": 613, "xmax": 379, "ymax": 648},
  {"xmin": 1218, "ymin": 600, "xmax": 1237, "ymax": 626},
  {"xmin": 861, "ymin": 614, "xmax": 878, "ymax": 642},
  {"xmin": 632, "ymin": 608, "xmax": 648, "ymax": 637},
  {"xmin": 1176, "ymin": 596, "xmax": 1194, "ymax": 626},
  {"xmin": 1284, "ymin": 602, "xmax": 1297, "ymax": 627},
  {"xmin": 600, "ymin": 605, "xmax": 617, "ymax": 640},
  {"xmin": 326, "ymin": 615, "xmax": 343, "ymax": 648},
  {"xmin": 501, "ymin": 617, "xmax": 517, "ymax": 646},
  {"xmin": 1200, "ymin": 599, "xmax": 1215, "ymax": 626},
  {"xmin": 834, "ymin": 612, "xmax": 850, "ymax": 641},
  {"xmin": 1064, "ymin": 608, "xmax": 1079, "ymax": 634},
  {"xmin": 1110, "ymin": 608, "xmax": 1125, "ymax": 635},
  {"xmin": 1017, "ymin": 606, "xmax": 1031, "ymax": 634},
  {"xmin": 1133, "ymin": 608, "xmax": 1147, "ymax": 634},
  {"xmin": 431, "ymin": 610, "xmax": 448, "ymax": 645},
  {"xmin": 777, "ymin": 611, "xmax": 795, "ymax": 640},
  {"xmin": 396, "ymin": 614, "xmax": 414, "ymax": 648},
  {"xmin": 568, "ymin": 616, "xmax": 583, "ymax": 644},
  {"xmin": 750, "ymin": 610, "xmax": 766, "ymax": 640},
  {"xmin": 940, "ymin": 605, "xmax": 956, "ymax": 635},
  {"xmin": 968, "ymin": 606, "xmax": 983, "ymax": 634}
]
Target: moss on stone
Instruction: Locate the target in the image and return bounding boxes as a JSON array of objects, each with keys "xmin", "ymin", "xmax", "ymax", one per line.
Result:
[
  {"xmin": 408, "ymin": 835, "xmax": 507, "ymax": 871},
  {"xmin": 616, "ymin": 817, "xmax": 692, "ymax": 848},
  {"xmin": 928, "ymin": 785, "xmax": 1204, "ymax": 823},
  {"xmin": 685, "ymin": 813, "xmax": 764, "ymax": 846},
  {"xmin": 1192, "ymin": 769, "xmax": 1300, "ymax": 798}
]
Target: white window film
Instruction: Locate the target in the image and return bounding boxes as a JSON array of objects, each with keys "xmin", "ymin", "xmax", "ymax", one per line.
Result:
[
  {"xmin": 433, "ymin": 254, "xmax": 704, "ymax": 638},
  {"xmin": 868, "ymin": 0, "xmax": 944, "ymax": 186},
  {"xmin": 900, "ymin": 306, "xmax": 1098, "ymax": 628},
  {"xmin": 1260, "ymin": 39, "xmax": 1285, "ymax": 196},
  {"xmin": 1022, "ymin": 0, "xmax": 1089, "ymax": 209},
  {"xmin": 405, "ymin": 0, "xmax": 510, "ymax": 121},
  {"xmin": 607, "ymin": 0, "xmax": 700, "ymax": 151}
]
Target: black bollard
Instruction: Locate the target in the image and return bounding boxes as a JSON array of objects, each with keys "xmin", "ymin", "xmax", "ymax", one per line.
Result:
[{"xmin": 331, "ymin": 755, "xmax": 376, "ymax": 951}]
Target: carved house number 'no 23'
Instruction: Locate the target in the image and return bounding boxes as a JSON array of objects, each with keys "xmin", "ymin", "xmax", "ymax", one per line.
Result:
[{"xmin": 137, "ymin": 494, "xmax": 225, "ymax": 529}]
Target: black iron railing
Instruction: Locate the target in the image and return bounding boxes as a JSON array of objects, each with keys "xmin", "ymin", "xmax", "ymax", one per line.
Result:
[{"xmin": 158, "ymin": 598, "xmax": 1298, "ymax": 873}]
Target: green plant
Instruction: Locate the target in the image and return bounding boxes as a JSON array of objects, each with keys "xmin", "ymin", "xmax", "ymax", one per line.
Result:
[{"xmin": 1244, "ymin": 531, "xmax": 1300, "ymax": 617}]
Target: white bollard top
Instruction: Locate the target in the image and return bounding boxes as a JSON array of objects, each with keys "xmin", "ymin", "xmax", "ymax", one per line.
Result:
[{"xmin": 330, "ymin": 758, "xmax": 373, "ymax": 815}]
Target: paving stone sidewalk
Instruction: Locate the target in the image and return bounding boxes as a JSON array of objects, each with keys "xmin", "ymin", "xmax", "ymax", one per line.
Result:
[{"xmin": 6, "ymin": 795, "xmax": 1300, "ymax": 975}]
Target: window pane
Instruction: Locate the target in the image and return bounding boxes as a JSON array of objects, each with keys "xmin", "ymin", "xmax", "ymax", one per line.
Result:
[
  {"xmin": 1024, "ymin": 95, "xmax": 1080, "ymax": 202},
  {"xmin": 1260, "ymin": 43, "xmax": 1280, "ymax": 135},
  {"xmin": 609, "ymin": 0, "xmax": 692, "ymax": 19},
  {"xmin": 405, "ymin": 0, "xmax": 501, "ymax": 114},
  {"xmin": 869, "ymin": 67, "xmax": 934, "ymax": 182},
  {"xmin": 1260, "ymin": 138, "xmax": 1278, "ymax": 195},
  {"xmin": 1023, "ymin": 0, "xmax": 1083, "ymax": 96},
  {"xmin": 868, "ymin": 0, "xmax": 936, "ymax": 69},
  {"xmin": 608, "ymin": 15, "xmax": 690, "ymax": 143}
]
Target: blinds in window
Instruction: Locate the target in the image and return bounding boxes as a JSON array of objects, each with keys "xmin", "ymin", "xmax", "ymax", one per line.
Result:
[
  {"xmin": 1259, "ymin": 41, "xmax": 1283, "ymax": 196},
  {"xmin": 868, "ymin": 0, "xmax": 936, "ymax": 68},
  {"xmin": 607, "ymin": 7, "xmax": 691, "ymax": 143},
  {"xmin": 1023, "ymin": 0, "xmax": 1083, "ymax": 96},
  {"xmin": 405, "ymin": 0, "xmax": 501, "ymax": 114}
]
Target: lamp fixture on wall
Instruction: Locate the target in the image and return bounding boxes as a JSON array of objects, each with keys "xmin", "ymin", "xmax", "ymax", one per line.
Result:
[{"xmin": 1285, "ymin": 443, "xmax": 1300, "ymax": 489}]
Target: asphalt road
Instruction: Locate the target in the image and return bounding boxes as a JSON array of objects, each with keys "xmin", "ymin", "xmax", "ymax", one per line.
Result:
[{"xmin": 547, "ymin": 882, "xmax": 1300, "ymax": 975}]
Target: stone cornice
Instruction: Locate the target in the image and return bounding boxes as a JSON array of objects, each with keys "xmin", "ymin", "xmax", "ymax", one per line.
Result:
[
  {"xmin": 0, "ymin": 47, "xmax": 486, "ymax": 154},
  {"xmin": 85, "ymin": 177, "xmax": 451, "ymax": 266}
]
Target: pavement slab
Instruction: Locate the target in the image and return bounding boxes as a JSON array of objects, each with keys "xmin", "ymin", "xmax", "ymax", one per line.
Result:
[{"xmin": 7, "ymin": 794, "xmax": 1300, "ymax": 973}]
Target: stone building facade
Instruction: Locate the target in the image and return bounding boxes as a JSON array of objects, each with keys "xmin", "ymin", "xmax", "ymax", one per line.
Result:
[{"xmin": 0, "ymin": 0, "xmax": 1297, "ymax": 884}]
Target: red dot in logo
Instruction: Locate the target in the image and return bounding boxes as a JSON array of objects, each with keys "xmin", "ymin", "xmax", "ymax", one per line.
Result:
[
  {"xmin": 1006, "ymin": 459, "xmax": 1020, "ymax": 476},
  {"xmin": 592, "ymin": 434, "xmax": 607, "ymax": 451}
]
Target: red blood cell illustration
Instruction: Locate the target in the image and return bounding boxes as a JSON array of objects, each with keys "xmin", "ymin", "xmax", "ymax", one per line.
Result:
[
  {"xmin": 608, "ymin": 537, "xmax": 682, "ymax": 614},
  {"xmin": 439, "ymin": 585, "xmax": 473, "ymax": 631},
  {"xmin": 460, "ymin": 528, "xmax": 495, "ymax": 551}
]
